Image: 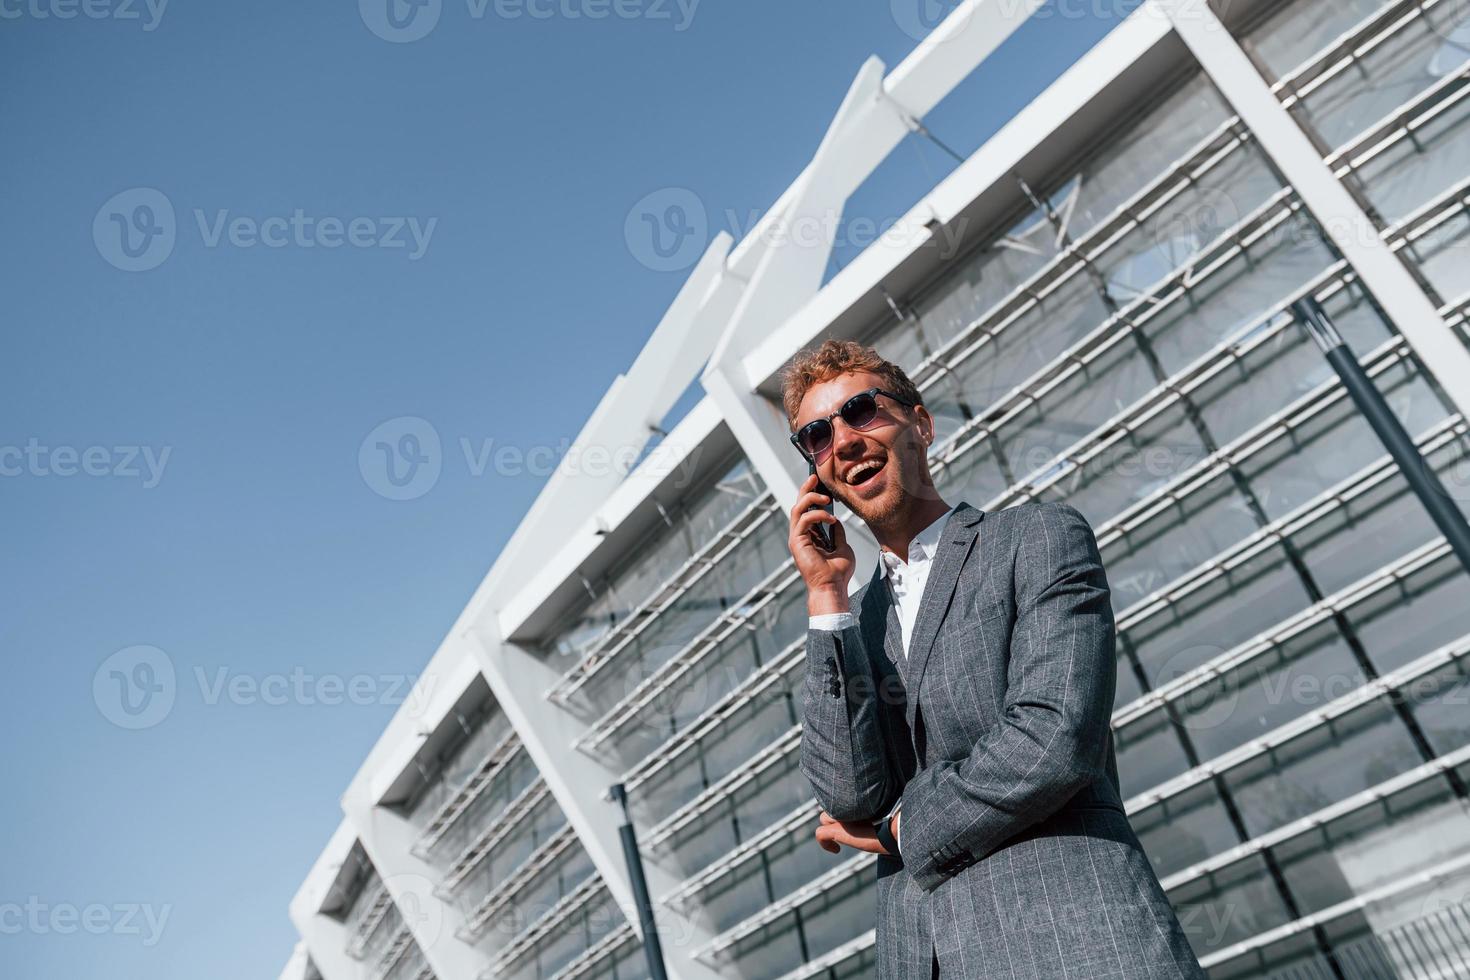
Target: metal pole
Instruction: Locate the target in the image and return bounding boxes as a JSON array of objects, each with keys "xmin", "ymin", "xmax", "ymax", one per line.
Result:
[
  {"xmin": 607, "ymin": 783, "xmax": 669, "ymax": 980},
  {"xmin": 1291, "ymin": 297, "xmax": 1470, "ymax": 577}
]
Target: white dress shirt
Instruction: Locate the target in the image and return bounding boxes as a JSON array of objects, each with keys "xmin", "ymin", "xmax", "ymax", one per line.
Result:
[
  {"xmin": 808, "ymin": 503, "xmax": 957, "ymax": 645},
  {"xmin": 807, "ymin": 504, "xmax": 957, "ymax": 857}
]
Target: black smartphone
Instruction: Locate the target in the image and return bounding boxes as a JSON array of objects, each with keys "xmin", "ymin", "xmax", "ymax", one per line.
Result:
[{"xmin": 807, "ymin": 459, "xmax": 836, "ymax": 552}]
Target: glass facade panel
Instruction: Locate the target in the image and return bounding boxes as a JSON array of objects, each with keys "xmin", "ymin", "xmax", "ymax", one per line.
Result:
[
  {"xmin": 1134, "ymin": 781, "xmax": 1241, "ymax": 879},
  {"xmin": 1125, "ymin": 544, "xmax": 1313, "ymax": 688},
  {"xmin": 339, "ymin": 856, "xmax": 441, "ymax": 980},
  {"xmin": 1251, "ymin": 0, "xmax": 1470, "ymax": 326},
  {"xmin": 1406, "ymin": 651, "xmax": 1470, "ymax": 755},
  {"xmin": 1396, "ymin": 205, "xmax": 1470, "ymax": 306},
  {"xmin": 630, "ymin": 670, "xmax": 800, "ymax": 831},
  {"xmin": 1272, "ymin": 784, "xmax": 1470, "ymax": 916},
  {"xmin": 1280, "ymin": 6, "xmax": 1469, "ymax": 151},
  {"xmin": 1065, "ymin": 72, "xmax": 1234, "ymax": 240},
  {"xmin": 1354, "ymin": 93, "xmax": 1470, "ymax": 226},
  {"xmin": 539, "ymin": 450, "xmax": 769, "ymax": 689},
  {"xmin": 1241, "ymin": 0, "xmax": 1391, "ymax": 81},
  {"xmin": 594, "ymin": 573, "xmax": 805, "ymax": 773},
  {"xmin": 649, "ymin": 747, "xmax": 810, "ymax": 883},
  {"xmin": 679, "ymin": 820, "xmax": 837, "ymax": 937},
  {"xmin": 1169, "ymin": 854, "xmax": 1295, "ymax": 960},
  {"xmin": 704, "ymin": 865, "xmax": 873, "ymax": 980},
  {"xmin": 1345, "ymin": 550, "xmax": 1470, "ymax": 673},
  {"xmin": 1223, "ymin": 704, "xmax": 1425, "ymax": 838}
]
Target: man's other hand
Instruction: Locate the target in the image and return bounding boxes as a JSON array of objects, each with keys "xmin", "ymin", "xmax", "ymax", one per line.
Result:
[{"xmin": 815, "ymin": 810, "xmax": 892, "ymax": 856}]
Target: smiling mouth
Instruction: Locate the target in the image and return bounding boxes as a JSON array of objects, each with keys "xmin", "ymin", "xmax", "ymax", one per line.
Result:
[{"xmin": 845, "ymin": 457, "xmax": 886, "ymax": 487}]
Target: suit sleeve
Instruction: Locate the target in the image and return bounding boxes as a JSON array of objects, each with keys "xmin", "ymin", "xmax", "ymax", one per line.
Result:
[
  {"xmin": 799, "ymin": 605, "xmax": 903, "ymax": 824},
  {"xmin": 896, "ymin": 502, "xmax": 1116, "ymax": 891}
]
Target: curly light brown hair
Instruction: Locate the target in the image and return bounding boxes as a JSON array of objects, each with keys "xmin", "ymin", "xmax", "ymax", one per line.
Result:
[{"xmin": 779, "ymin": 339, "xmax": 923, "ymax": 431}]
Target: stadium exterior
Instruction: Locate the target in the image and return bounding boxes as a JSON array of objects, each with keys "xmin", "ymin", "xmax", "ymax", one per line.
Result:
[{"xmin": 283, "ymin": 0, "xmax": 1470, "ymax": 977}]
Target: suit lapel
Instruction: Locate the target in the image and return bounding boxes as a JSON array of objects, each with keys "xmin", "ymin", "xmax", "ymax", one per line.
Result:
[
  {"xmin": 856, "ymin": 565, "xmax": 914, "ymax": 767},
  {"xmin": 857, "ymin": 562, "xmax": 891, "ymax": 660},
  {"xmin": 883, "ymin": 587, "xmax": 905, "ymax": 678},
  {"xmin": 856, "ymin": 565, "xmax": 906, "ymax": 673},
  {"xmin": 903, "ymin": 502, "xmax": 984, "ymax": 735}
]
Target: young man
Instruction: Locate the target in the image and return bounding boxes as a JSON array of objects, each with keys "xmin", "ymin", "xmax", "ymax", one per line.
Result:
[{"xmin": 785, "ymin": 340, "xmax": 1204, "ymax": 979}]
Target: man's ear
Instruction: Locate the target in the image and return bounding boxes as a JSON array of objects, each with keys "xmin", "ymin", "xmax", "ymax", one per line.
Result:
[{"xmin": 915, "ymin": 405, "xmax": 934, "ymax": 445}]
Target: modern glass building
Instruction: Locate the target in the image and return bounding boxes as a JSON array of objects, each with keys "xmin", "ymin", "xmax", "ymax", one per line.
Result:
[{"xmin": 285, "ymin": 0, "xmax": 1470, "ymax": 977}]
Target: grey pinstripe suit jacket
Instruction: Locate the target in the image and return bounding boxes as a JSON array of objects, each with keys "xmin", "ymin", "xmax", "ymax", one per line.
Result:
[{"xmin": 799, "ymin": 500, "xmax": 1206, "ymax": 979}]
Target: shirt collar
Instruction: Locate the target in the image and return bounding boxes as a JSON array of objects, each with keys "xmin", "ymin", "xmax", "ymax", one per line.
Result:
[{"xmin": 877, "ymin": 504, "xmax": 957, "ymax": 579}]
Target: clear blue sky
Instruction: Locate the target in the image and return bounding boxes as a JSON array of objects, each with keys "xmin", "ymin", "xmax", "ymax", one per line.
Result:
[{"xmin": 1, "ymin": 2, "xmax": 1139, "ymax": 975}]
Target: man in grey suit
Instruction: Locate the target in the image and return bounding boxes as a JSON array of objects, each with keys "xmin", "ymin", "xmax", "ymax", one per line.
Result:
[{"xmin": 784, "ymin": 340, "xmax": 1205, "ymax": 979}]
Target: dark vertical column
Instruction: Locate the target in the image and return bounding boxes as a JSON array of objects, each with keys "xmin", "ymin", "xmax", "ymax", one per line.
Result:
[
  {"xmin": 1291, "ymin": 297, "xmax": 1470, "ymax": 577},
  {"xmin": 608, "ymin": 783, "xmax": 669, "ymax": 980}
]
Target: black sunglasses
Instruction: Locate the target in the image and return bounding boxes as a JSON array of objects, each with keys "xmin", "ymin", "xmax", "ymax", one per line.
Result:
[{"xmin": 790, "ymin": 387, "xmax": 917, "ymax": 462}]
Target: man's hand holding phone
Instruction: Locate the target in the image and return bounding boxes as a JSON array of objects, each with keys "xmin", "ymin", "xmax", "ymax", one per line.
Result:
[{"xmin": 789, "ymin": 472, "xmax": 855, "ymax": 617}]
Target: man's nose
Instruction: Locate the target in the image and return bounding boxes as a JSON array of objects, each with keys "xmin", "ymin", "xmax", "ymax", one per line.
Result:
[{"xmin": 831, "ymin": 415, "xmax": 868, "ymax": 460}]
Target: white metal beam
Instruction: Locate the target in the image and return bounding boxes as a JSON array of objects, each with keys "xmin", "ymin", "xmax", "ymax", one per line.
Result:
[
  {"xmin": 494, "ymin": 394, "xmax": 723, "ymax": 643},
  {"xmin": 738, "ymin": 7, "xmax": 1175, "ymax": 391},
  {"xmin": 277, "ymin": 942, "xmax": 312, "ymax": 980},
  {"xmin": 474, "ymin": 233, "xmax": 733, "ymax": 615},
  {"xmin": 287, "ymin": 823, "xmax": 366, "ymax": 980},
  {"xmin": 699, "ymin": 53, "xmax": 898, "ymax": 572},
  {"xmin": 461, "ymin": 618, "xmax": 724, "ymax": 980},
  {"xmin": 342, "ymin": 732, "xmax": 493, "ymax": 980},
  {"xmin": 701, "ymin": 0, "xmax": 1054, "ymax": 577},
  {"xmin": 1158, "ymin": 0, "xmax": 1470, "ymax": 419}
]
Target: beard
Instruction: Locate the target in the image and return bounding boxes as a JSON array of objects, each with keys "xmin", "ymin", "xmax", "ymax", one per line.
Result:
[{"xmin": 834, "ymin": 435, "xmax": 935, "ymax": 537}]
